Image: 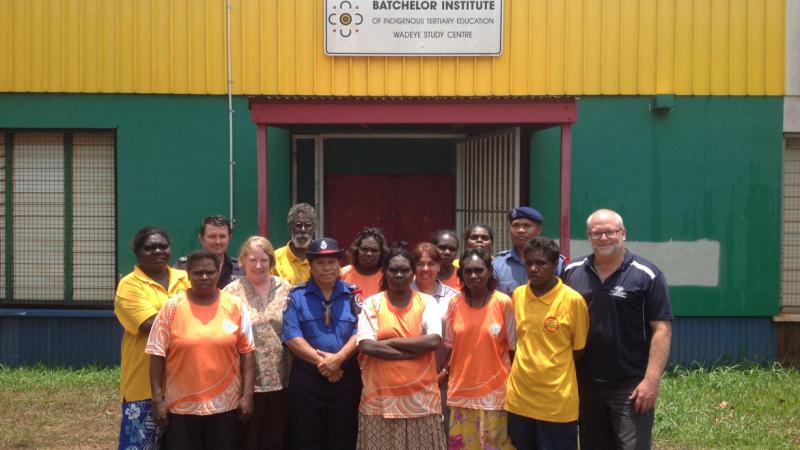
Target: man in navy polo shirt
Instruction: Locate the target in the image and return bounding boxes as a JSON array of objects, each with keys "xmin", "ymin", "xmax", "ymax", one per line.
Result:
[
  {"xmin": 561, "ymin": 209, "xmax": 673, "ymax": 450},
  {"xmin": 493, "ymin": 206, "xmax": 565, "ymax": 296}
]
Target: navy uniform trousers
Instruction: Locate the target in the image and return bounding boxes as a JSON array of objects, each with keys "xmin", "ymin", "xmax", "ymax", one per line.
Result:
[{"xmin": 288, "ymin": 358, "xmax": 361, "ymax": 450}]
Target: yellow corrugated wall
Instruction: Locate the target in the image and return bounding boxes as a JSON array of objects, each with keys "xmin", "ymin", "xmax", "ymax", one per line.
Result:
[{"xmin": 0, "ymin": 0, "xmax": 785, "ymax": 96}]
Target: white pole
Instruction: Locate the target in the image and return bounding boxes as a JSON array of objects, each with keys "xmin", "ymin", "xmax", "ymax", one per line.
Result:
[{"xmin": 226, "ymin": 0, "xmax": 235, "ymax": 226}]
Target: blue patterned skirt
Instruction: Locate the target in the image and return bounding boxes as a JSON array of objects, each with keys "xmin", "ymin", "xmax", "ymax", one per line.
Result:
[{"xmin": 118, "ymin": 400, "xmax": 162, "ymax": 450}]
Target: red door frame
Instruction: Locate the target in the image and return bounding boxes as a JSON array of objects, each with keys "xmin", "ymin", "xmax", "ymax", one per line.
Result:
[{"xmin": 249, "ymin": 97, "xmax": 578, "ymax": 257}]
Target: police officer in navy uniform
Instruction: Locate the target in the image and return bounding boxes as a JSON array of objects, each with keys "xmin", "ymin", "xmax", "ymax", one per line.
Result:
[
  {"xmin": 174, "ymin": 215, "xmax": 244, "ymax": 288},
  {"xmin": 281, "ymin": 237, "xmax": 361, "ymax": 450},
  {"xmin": 493, "ymin": 206, "xmax": 565, "ymax": 296}
]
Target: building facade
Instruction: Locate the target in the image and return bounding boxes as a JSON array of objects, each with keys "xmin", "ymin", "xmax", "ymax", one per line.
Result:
[{"xmin": 0, "ymin": 0, "xmax": 796, "ymax": 366}]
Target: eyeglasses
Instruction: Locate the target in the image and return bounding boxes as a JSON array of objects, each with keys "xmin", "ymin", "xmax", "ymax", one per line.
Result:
[
  {"xmin": 290, "ymin": 222, "xmax": 314, "ymax": 231},
  {"xmin": 587, "ymin": 229, "xmax": 623, "ymax": 240}
]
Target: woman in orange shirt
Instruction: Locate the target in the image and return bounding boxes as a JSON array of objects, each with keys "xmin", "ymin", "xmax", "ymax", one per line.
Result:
[
  {"xmin": 341, "ymin": 227, "xmax": 389, "ymax": 298},
  {"xmin": 356, "ymin": 246, "xmax": 447, "ymax": 450},
  {"xmin": 146, "ymin": 251, "xmax": 256, "ymax": 450},
  {"xmin": 444, "ymin": 249, "xmax": 516, "ymax": 450},
  {"xmin": 431, "ymin": 229, "xmax": 460, "ymax": 289}
]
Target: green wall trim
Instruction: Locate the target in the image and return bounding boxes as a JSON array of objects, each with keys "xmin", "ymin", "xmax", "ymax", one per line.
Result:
[
  {"xmin": 530, "ymin": 96, "xmax": 783, "ymax": 317},
  {"xmin": 3, "ymin": 133, "xmax": 13, "ymax": 301},
  {"xmin": 63, "ymin": 133, "xmax": 73, "ymax": 302}
]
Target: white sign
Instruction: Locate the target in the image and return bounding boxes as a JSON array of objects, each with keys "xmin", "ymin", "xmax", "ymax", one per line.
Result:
[{"xmin": 325, "ymin": 0, "xmax": 503, "ymax": 56}]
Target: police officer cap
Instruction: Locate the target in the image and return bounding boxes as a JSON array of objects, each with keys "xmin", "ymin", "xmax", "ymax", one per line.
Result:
[
  {"xmin": 306, "ymin": 237, "xmax": 345, "ymax": 260},
  {"xmin": 508, "ymin": 206, "xmax": 544, "ymax": 224}
]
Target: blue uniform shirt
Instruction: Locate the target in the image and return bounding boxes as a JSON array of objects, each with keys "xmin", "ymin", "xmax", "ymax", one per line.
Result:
[
  {"xmin": 492, "ymin": 248, "xmax": 565, "ymax": 296},
  {"xmin": 281, "ymin": 278, "xmax": 358, "ymax": 354}
]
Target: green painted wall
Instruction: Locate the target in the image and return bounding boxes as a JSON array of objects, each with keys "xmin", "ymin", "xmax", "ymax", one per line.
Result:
[
  {"xmin": 1, "ymin": 94, "xmax": 783, "ymax": 318},
  {"xmin": 0, "ymin": 93, "xmax": 291, "ymax": 276},
  {"xmin": 530, "ymin": 96, "xmax": 783, "ymax": 317}
]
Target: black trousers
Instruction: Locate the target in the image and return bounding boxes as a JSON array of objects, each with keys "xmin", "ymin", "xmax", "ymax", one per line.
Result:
[
  {"xmin": 578, "ymin": 381, "xmax": 654, "ymax": 450},
  {"xmin": 243, "ymin": 389, "xmax": 290, "ymax": 450},
  {"xmin": 288, "ymin": 360, "xmax": 362, "ymax": 450},
  {"xmin": 164, "ymin": 409, "xmax": 241, "ymax": 450}
]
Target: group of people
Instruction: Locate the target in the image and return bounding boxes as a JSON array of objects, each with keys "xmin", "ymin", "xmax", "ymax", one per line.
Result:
[{"xmin": 114, "ymin": 203, "xmax": 673, "ymax": 450}]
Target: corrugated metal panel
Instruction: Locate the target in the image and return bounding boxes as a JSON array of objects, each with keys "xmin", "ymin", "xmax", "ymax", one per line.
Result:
[
  {"xmin": 0, "ymin": 314, "xmax": 777, "ymax": 367},
  {"xmin": 0, "ymin": 0, "xmax": 785, "ymax": 96},
  {"xmin": 0, "ymin": 313, "xmax": 121, "ymax": 367},
  {"xmin": 669, "ymin": 317, "xmax": 777, "ymax": 367}
]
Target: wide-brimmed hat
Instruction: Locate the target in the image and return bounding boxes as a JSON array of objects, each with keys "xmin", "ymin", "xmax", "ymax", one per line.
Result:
[{"xmin": 306, "ymin": 237, "xmax": 345, "ymax": 259}]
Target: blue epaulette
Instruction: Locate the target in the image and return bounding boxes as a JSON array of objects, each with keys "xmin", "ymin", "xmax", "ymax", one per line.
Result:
[{"xmin": 290, "ymin": 281, "xmax": 309, "ymax": 292}]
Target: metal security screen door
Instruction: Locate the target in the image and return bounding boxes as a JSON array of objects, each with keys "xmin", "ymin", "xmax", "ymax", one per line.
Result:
[
  {"xmin": 782, "ymin": 134, "xmax": 800, "ymax": 313},
  {"xmin": 456, "ymin": 128, "xmax": 520, "ymax": 253}
]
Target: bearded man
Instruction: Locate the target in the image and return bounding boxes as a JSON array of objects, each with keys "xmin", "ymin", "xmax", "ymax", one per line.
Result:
[{"xmin": 273, "ymin": 203, "xmax": 317, "ymax": 285}]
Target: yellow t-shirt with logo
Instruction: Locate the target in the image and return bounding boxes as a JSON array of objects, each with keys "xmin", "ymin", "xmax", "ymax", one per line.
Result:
[
  {"xmin": 273, "ymin": 242, "xmax": 311, "ymax": 286},
  {"xmin": 114, "ymin": 266, "xmax": 190, "ymax": 402},
  {"xmin": 505, "ymin": 278, "xmax": 589, "ymax": 422}
]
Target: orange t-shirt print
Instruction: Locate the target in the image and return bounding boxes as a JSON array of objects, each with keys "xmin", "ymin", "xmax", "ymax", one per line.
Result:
[
  {"xmin": 146, "ymin": 292, "xmax": 255, "ymax": 416},
  {"xmin": 444, "ymin": 291, "xmax": 515, "ymax": 410},
  {"xmin": 357, "ymin": 292, "xmax": 441, "ymax": 418}
]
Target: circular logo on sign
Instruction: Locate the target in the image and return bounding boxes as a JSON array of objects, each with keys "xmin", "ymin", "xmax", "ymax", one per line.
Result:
[
  {"xmin": 543, "ymin": 316, "xmax": 560, "ymax": 333},
  {"xmin": 488, "ymin": 323, "xmax": 501, "ymax": 336},
  {"xmin": 327, "ymin": 1, "xmax": 363, "ymax": 38}
]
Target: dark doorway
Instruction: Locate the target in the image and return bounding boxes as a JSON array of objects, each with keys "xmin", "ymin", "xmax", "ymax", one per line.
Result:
[
  {"xmin": 320, "ymin": 138, "xmax": 456, "ymax": 250},
  {"xmin": 325, "ymin": 174, "xmax": 455, "ymax": 249}
]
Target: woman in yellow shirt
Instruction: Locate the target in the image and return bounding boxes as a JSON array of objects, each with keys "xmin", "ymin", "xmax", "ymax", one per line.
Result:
[{"xmin": 114, "ymin": 227, "xmax": 190, "ymax": 450}]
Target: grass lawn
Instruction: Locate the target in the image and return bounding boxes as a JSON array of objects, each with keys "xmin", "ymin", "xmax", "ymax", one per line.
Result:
[
  {"xmin": 655, "ymin": 364, "xmax": 800, "ymax": 449},
  {"xmin": 0, "ymin": 365, "xmax": 119, "ymax": 449},
  {"xmin": 0, "ymin": 364, "xmax": 798, "ymax": 449}
]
